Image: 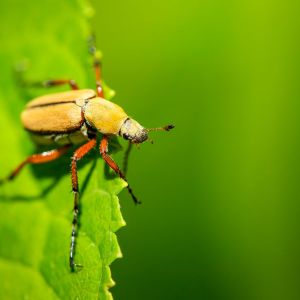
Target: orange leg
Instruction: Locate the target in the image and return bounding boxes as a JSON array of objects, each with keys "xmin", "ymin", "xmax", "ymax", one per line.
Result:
[
  {"xmin": 100, "ymin": 136, "xmax": 141, "ymax": 204},
  {"xmin": 15, "ymin": 63, "xmax": 78, "ymax": 91},
  {"xmin": 94, "ymin": 60, "xmax": 104, "ymax": 98},
  {"xmin": 88, "ymin": 35, "xmax": 104, "ymax": 98},
  {"xmin": 0, "ymin": 145, "xmax": 71, "ymax": 184},
  {"xmin": 70, "ymin": 138, "xmax": 97, "ymax": 270},
  {"xmin": 92, "ymin": 52, "xmax": 104, "ymax": 98},
  {"xmin": 41, "ymin": 79, "xmax": 79, "ymax": 90},
  {"xmin": 19, "ymin": 77, "xmax": 79, "ymax": 91}
]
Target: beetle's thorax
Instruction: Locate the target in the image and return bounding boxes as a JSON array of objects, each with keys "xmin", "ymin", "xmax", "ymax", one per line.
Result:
[
  {"xmin": 84, "ymin": 97, "xmax": 128, "ymax": 135},
  {"xmin": 83, "ymin": 97, "xmax": 147, "ymax": 143},
  {"xmin": 119, "ymin": 118, "xmax": 148, "ymax": 143}
]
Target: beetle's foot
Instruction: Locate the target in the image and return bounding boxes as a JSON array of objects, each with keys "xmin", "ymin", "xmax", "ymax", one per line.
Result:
[
  {"xmin": 70, "ymin": 262, "xmax": 84, "ymax": 272},
  {"xmin": 134, "ymin": 198, "xmax": 142, "ymax": 205},
  {"xmin": 164, "ymin": 124, "xmax": 175, "ymax": 131},
  {"xmin": 14, "ymin": 60, "xmax": 30, "ymax": 86},
  {"xmin": 14, "ymin": 59, "xmax": 30, "ymax": 74}
]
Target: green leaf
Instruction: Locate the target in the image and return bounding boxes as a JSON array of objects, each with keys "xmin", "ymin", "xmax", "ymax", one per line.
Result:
[{"xmin": 0, "ymin": 1, "xmax": 126, "ymax": 299}]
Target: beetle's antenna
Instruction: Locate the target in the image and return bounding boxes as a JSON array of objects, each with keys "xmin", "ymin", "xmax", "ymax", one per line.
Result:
[{"xmin": 147, "ymin": 124, "xmax": 175, "ymax": 132}]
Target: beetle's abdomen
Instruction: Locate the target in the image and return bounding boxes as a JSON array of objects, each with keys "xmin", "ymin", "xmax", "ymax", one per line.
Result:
[
  {"xmin": 29, "ymin": 127, "xmax": 90, "ymax": 146},
  {"xmin": 21, "ymin": 89, "xmax": 96, "ymax": 134}
]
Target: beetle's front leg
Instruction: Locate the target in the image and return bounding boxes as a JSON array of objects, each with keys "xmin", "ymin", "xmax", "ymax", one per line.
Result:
[
  {"xmin": 123, "ymin": 142, "xmax": 133, "ymax": 176},
  {"xmin": 69, "ymin": 138, "xmax": 97, "ymax": 271},
  {"xmin": 100, "ymin": 136, "xmax": 141, "ymax": 205}
]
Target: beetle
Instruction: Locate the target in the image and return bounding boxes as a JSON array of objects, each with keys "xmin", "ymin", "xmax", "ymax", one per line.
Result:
[{"xmin": 0, "ymin": 42, "xmax": 174, "ymax": 270}]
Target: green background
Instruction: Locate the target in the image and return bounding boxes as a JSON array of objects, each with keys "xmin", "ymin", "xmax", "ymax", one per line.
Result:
[
  {"xmin": 92, "ymin": 0, "xmax": 300, "ymax": 299},
  {"xmin": 0, "ymin": 0, "xmax": 300, "ymax": 299}
]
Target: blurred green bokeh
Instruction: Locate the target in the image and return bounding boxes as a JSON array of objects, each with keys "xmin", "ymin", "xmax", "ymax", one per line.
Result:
[{"xmin": 91, "ymin": 0, "xmax": 300, "ymax": 299}]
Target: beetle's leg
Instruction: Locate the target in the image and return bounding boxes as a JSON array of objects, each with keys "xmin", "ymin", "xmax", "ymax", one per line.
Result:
[
  {"xmin": 42, "ymin": 79, "xmax": 79, "ymax": 90},
  {"xmin": 100, "ymin": 136, "xmax": 141, "ymax": 204},
  {"xmin": 88, "ymin": 35, "xmax": 104, "ymax": 98},
  {"xmin": 94, "ymin": 58, "xmax": 104, "ymax": 98},
  {"xmin": 0, "ymin": 145, "xmax": 71, "ymax": 184},
  {"xmin": 70, "ymin": 138, "xmax": 97, "ymax": 271},
  {"xmin": 15, "ymin": 63, "xmax": 79, "ymax": 91},
  {"xmin": 23, "ymin": 79, "xmax": 79, "ymax": 90},
  {"xmin": 123, "ymin": 142, "xmax": 133, "ymax": 176}
]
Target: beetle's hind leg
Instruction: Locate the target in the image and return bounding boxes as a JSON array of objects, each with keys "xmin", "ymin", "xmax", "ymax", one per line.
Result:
[
  {"xmin": 0, "ymin": 145, "xmax": 71, "ymax": 185},
  {"xmin": 69, "ymin": 138, "xmax": 97, "ymax": 271}
]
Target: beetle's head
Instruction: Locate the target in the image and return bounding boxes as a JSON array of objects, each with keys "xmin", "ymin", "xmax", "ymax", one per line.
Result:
[
  {"xmin": 119, "ymin": 118, "xmax": 148, "ymax": 144},
  {"xmin": 120, "ymin": 118, "xmax": 175, "ymax": 144}
]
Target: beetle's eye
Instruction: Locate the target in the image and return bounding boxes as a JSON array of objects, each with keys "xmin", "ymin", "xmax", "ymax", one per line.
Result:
[{"xmin": 123, "ymin": 133, "xmax": 130, "ymax": 140}]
